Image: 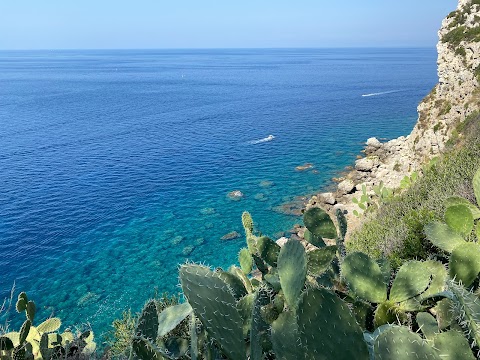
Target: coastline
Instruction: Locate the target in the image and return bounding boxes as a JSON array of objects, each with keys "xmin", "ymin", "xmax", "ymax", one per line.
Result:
[{"xmin": 289, "ymin": 0, "xmax": 480, "ymax": 240}]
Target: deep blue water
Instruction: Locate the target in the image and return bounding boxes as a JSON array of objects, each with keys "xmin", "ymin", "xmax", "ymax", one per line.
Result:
[{"xmin": 0, "ymin": 48, "xmax": 437, "ymax": 337}]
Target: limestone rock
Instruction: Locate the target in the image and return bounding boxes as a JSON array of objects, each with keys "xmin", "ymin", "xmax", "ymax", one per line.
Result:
[
  {"xmin": 338, "ymin": 179, "xmax": 356, "ymax": 195},
  {"xmin": 355, "ymin": 157, "xmax": 377, "ymax": 172},
  {"xmin": 318, "ymin": 192, "xmax": 336, "ymax": 205}
]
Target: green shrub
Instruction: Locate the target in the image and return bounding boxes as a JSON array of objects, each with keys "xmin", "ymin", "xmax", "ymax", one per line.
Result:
[{"xmin": 455, "ymin": 46, "xmax": 467, "ymax": 57}]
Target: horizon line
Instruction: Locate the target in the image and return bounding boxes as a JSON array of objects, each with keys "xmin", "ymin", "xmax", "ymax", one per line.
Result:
[{"xmin": 0, "ymin": 46, "xmax": 437, "ymax": 52}]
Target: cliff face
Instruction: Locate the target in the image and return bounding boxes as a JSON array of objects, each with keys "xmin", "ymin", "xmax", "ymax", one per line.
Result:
[
  {"xmin": 413, "ymin": 0, "xmax": 480, "ymax": 158},
  {"xmin": 307, "ymin": 0, "xmax": 480, "ymax": 224}
]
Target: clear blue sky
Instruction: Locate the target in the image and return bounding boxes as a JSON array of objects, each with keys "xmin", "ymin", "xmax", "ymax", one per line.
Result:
[{"xmin": 0, "ymin": 0, "xmax": 458, "ymax": 49}]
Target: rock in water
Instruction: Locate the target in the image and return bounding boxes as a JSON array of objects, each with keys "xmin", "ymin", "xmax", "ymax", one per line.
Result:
[
  {"xmin": 227, "ymin": 190, "xmax": 244, "ymax": 200},
  {"xmin": 221, "ymin": 231, "xmax": 241, "ymax": 240}
]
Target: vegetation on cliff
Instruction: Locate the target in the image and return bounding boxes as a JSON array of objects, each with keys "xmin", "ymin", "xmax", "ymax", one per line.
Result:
[{"xmin": 348, "ymin": 112, "xmax": 480, "ymax": 266}]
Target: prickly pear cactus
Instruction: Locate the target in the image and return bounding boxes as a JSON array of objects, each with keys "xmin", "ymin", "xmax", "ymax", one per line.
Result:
[
  {"xmin": 136, "ymin": 300, "xmax": 159, "ymax": 341},
  {"xmin": 374, "ymin": 326, "xmax": 440, "ymax": 360},
  {"xmin": 238, "ymin": 248, "xmax": 253, "ymax": 274},
  {"xmin": 448, "ymin": 280, "xmax": 480, "ymax": 356},
  {"xmin": 424, "ymin": 222, "xmax": 465, "ymax": 253},
  {"xmin": 416, "ymin": 312, "xmax": 438, "ymax": 341},
  {"xmin": 433, "ymin": 330, "xmax": 475, "ymax": 360},
  {"xmin": 36, "ymin": 318, "xmax": 62, "ymax": 334},
  {"xmin": 271, "ymin": 311, "xmax": 299, "ymax": 360},
  {"xmin": 341, "ymin": 252, "xmax": 387, "ymax": 303},
  {"xmin": 445, "ymin": 196, "xmax": 480, "ymax": 219},
  {"xmin": 132, "ymin": 337, "xmax": 168, "ymax": 360},
  {"xmin": 389, "ymin": 260, "xmax": 431, "ymax": 303},
  {"xmin": 250, "ymin": 288, "xmax": 270, "ymax": 360},
  {"xmin": 374, "ymin": 301, "xmax": 406, "ymax": 328},
  {"xmin": 303, "ymin": 207, "xmax": 337, "ymax": 239},
  {"xmin": 306, "ymin": 246, "xmax": 337, "ymax": 276},
  {"xmin": 449, "ymin": 242, "xmax": 480, "ymax": 287},
  {"xmin": 256, "ymin": 236, "xmax": 281, "ymax": 267},
  {"xmin": 157, "ymin": 303, "xmax": 192, "ymax": 337},
  {"xmin": 242, "ymin": 211, "xmax": 254, "ymax": 236},
  {"xmin": 180, "ymin": 264, "xmax": 245, "ymax": 360},
  {"xmin": 277, "ymin": 239, "xmax": 306, "ymax": 310},
  {"xmin": 445, "ymin": 204, "xmax": 474, "ymax": 236},
  {"xmin": 297, "ymin": 288, "xmax": 369, "ymax": 360}
]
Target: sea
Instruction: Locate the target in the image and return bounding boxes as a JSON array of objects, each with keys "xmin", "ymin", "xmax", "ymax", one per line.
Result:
[{"xmin": 0, "ymin": 48, "xmax": 437, "ymax": 338}]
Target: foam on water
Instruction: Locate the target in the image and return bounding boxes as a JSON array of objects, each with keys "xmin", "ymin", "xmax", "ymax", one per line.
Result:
[
  {"xmin": 362, "ymin": 90, "xmax": 404, "ymax": 97},
  {"xmin": 247, "ymin": 135, "xmax": 275, "ymax": 144}
]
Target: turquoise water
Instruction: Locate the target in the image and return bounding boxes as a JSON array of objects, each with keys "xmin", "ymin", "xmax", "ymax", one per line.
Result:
[{"xmin": 0, "ymin": 48, "xmax": 437, "ymax": 336}]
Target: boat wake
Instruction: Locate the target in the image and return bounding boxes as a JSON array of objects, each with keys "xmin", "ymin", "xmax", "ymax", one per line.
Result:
[
  {"xmin": 362, "ymin": 90, "xmax": 402, "ymax": 97},
  {"xmin": 247, "ymin": 135, "xmax": 275, "ymax": 144}
]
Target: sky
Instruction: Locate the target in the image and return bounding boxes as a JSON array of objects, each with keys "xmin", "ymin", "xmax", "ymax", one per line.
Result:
[{"xmin": 0, "ymin": 1, "xmax": 458, "ymax": 50}]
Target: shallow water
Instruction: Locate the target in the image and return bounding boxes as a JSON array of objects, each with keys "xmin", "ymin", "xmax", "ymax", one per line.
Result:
[{"xmin": 0, "ymin": 48, "xmax": 437, "ymax": 336}]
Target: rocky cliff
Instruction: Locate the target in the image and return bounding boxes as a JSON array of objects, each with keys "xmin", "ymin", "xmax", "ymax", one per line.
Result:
[{"xmin": 306, "ymin": 0, "xmax": 480, "ymax": 228}]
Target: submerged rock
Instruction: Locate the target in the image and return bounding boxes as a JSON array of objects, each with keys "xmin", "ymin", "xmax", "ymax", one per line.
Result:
[
  {"xmin": 171, "ymin": 235, "xmax": 184, "ymax": 245},
  {"xmin": 295, "ymin": 163, "xmax": 314, "ymax": 171},
  {"xmin": 259, "ymin": 180, "xmax": 274, "ymax": 188},
  {"xmin": 182, "ymin": 245, "xmax": 195, "ymax": 256},
  {"xmin": 200, "ymin": 207, "xmax": 216, "ymax": 215},
  {"xmin": 221, "ymin": 231, "xmax": 241, "ymax": 240},
  {"xmin": 254, "ymin": 193, "xmax": 268, "ymax": 202}
]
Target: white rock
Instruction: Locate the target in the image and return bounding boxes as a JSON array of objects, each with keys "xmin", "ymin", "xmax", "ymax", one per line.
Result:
[
  {"xmin": 338, "ymin": 179, "xmax": 355, "ymax": 195},
  {"xmin": 319, "ymin": 192, "xmax": 336, "ymax": 205},
  {"xmin": 355, "ymin": 157, "xmax": 377, "ymax": 172},
  {"xmin": 276, "ymin": 237, "xmax": 289, "ymax": 247},
  {"xmin": 366, "ymin": 137, "xmax": 382, "ymax": 148}
]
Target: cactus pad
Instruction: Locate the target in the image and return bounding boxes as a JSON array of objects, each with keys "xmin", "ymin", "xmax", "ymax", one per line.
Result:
[
  {"xmin": 433, "ymin": 298, "xmax": 454, "ymax": 330},
  {"xmin": 238, "ymin": 248, "xmax": 253, "ymax": 274},
  {"xmin": 416, "ymin": 312, "xmax": 438, "ymax": 341},
  {"xmin": 389, "ymin": 261, "xmax": 431, "ymax": 303},
  {"xmin": 303, "ymin": 229, "xmax": 326, "ymax": 248},
  {"xmin": 297, "ymin": 288, "xmax": 369, "ymax": 360},
  {"xmin": 271, "ymin": 311, "xmax": 299, "ymax": 360},
  {"xmin": 424, "ymin": 222, "xmax": 465, "ymax": 253},
  {"xmin": 306, "ymin": 246, "xmax": 337, "ymax": 276},
  {"xmin": 433, "ymin": 330, "xmax": 475, "ymax": 360},
  {"xmin": 256, "ymin": 236, "xmax": 281, "ymax": 267},
  {"xmin": 19, "ymin": 320, "xmax": 31, "ymax": 344},
  {"xmin": 277, "ymin": 239, "xmax": 307, "ymax": 310},
  {"xmin": 250, "ymin": 288, "xmax": 270, "ymax": 360},
  {"xmin": 157, "ymin": 303, "xmax": 192, "ymax": 337},
  {"xmin": 377, "ymin": 258, "xmax": 391, "ymax": 285},
  {"xmin": 136, "ymin": 300, "xmax": 159, "ymax": 341},
  {"xmin": 374, "ymin": 301, "xmax": 406, "ymax": 328},
  {"xmin": 449, "ymin": 242, "xmax": 480, "ymax": 287},
  {"xmin": 335, "ymin": 208, "xmax": 348, "ymax": 239},
  {"xmin": 445, "ymin": 196, "xmax": 480, "ymax": 219},
  {"xmin": 132, "ymin": 337, "xmax": 168, "ymax": 360},
  {"xmin": 215, "ymin": 269, "xmax": 248, "ymax": 299},
  {"xmin": 237, "ymin": 293, "xmax": 255, "ymax": 337},
  {"xmin": 26, "ymin": 301, "xmax": 35, "ymax": 322},
  {"xmin": 0, "ymin": 336, "xmax": 14, "ymax": 351},
  {"xmin": 303, "ymin": 207, "xmax": 337, "ymax": 239},
  {"xmin": 374, "ymin": 326, "xmax": 440, "ymax": 360},
  {"xmin": 448, "ymin": 280, "xmax": 480, "ymax": 354},
  {"xmin": 341, "ymin": 252, "xmax": 387, "ymax": 303},
  {"xmin": 242, "ymin": 211, "xmax": 254, "ymax": 235},
  {"xmin": 445, "ymin": 204, "xmax": 474, "ymax": 236},
  {"xmin": 180, "ymin": 264, "xmax": 245, "ymax": 360},
  {"xmin": 37, "ymin": 318, "xmax": 62, "ymax": 333}
]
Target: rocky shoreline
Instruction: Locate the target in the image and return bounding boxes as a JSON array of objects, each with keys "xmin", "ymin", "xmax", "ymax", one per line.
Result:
[{"xmin": 289, "ymin": 0, "xmax": 480, "ymax": 239}]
